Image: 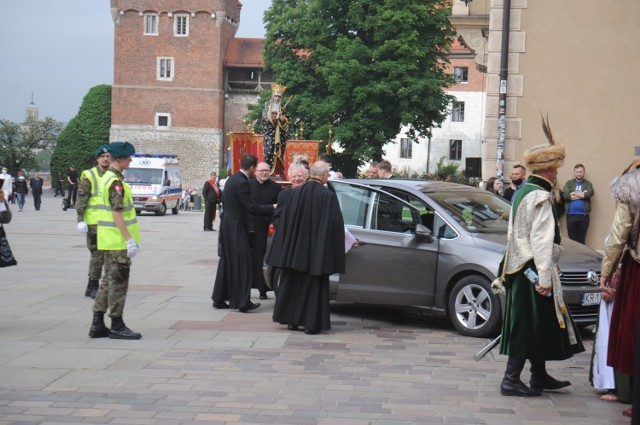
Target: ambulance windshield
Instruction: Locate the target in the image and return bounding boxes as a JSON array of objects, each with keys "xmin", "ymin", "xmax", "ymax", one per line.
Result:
[{"xmin": 124, "ymin": 168, "xmax": 163, "ymax": 185}]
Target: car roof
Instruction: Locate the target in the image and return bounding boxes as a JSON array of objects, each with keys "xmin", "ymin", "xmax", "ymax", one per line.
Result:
[{"xmin": 340, "ymin": 178, "xmax": 479, "ymax": 194}]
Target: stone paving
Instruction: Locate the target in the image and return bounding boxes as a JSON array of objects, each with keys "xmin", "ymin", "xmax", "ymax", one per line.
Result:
[{"xmin": 0, "ymin": 194, "xmax": 630, "ymax": 424}]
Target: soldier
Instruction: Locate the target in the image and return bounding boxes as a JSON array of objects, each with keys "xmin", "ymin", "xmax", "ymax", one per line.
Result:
[
  {"xmin": 76, "ymin": 145, "xmax": 110, "ymax": 299},
  {"xmin": 88, "ymin": 142, "xmax": 142, "ymax": 340}
]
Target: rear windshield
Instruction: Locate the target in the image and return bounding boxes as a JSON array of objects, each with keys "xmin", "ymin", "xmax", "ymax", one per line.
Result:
[{"xmin": 426, "ymin": 190, "xmax": 510, "ymax": 234}]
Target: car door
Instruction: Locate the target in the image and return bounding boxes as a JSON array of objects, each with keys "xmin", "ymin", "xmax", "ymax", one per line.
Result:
[{"xmin": 329, "ymin": 180, "xmax": 439, "ymax": 307}]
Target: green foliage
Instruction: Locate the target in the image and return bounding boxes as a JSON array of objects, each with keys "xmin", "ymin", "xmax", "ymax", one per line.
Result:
[
  {"xmin": 50, "ymin": 84, "xmax": 111, "ymax": 178},
  {"xmin": 391, "ymin": 157, "xmax": 474, "ymax": 186},
  {"xmin": 259, "ymin": 0, "xmax": 455, "ymax": 177},
  {"xmin": 0, "ymin": 117, "xmax": 63, "ymax": 174}
]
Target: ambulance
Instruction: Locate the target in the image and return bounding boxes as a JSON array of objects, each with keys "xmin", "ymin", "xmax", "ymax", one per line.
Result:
[{"xmin": 123, "ymin": 154, "xmax": 182, "ymax": 215}]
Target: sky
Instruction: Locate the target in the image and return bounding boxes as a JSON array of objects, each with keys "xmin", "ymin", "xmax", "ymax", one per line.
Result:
[{"xmin": 0, "ymin": 0, "xmax": 269, "ymax": 124}]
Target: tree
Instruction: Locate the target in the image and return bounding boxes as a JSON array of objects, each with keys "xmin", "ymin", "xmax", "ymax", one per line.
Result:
[
  {"xmin": 254, "ymin": 0, "xmax": 455, "ymax": 176},
  {"xmin": 50, "ymin": 84, "xmax": 111, "ymax": 178},
  {"xmin": 0, "ymin": 117, "xmax": 63, "ymax": 174}
]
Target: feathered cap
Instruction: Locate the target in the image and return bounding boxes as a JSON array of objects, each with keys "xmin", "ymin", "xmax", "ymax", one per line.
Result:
[{"xmin": 523, "ymin": 114, "xmax": 565, "ymax": 172}]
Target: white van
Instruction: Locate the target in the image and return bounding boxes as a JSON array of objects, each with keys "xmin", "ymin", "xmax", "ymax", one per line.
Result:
[{"xmin": 124, "ymin": 154, "xmax": 182, "ymax": 215}]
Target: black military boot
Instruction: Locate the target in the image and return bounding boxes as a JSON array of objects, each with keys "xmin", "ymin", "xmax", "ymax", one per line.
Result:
[
  {"xmin": 530, "ymin": 359, "xmax": 571, "ymax": 390},
  {"xmin": 109, "ymin": 316, "xmax": 142, "ymax": 340},
  {"xmin": 85, "ymin": 279, "xmax": 99, "ymax": 299},
  {"xmin": 500, "ymin": 357, "xmax": 541, "ymax": 397},
  {"xmin": 88, "ymin": 311, "xmax": 110, "ymax": 338}
]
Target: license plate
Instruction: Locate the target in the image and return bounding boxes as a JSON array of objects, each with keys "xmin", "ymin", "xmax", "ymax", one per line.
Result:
[
  {"xmin": 134, "ymin": 204, "xmax": 144, "ymax": 209},
  {"xmin": 581, "ymin": 292, "xmax": 601, "ymax": 306}
]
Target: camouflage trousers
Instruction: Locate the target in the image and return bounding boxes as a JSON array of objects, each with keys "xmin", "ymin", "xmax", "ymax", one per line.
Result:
[
  {"xmin": 86, "ymin": 225, "xmax": 105, "ymax": 281},
  {"xmin": 92, "ymin": 250, "xmax": 131, "ymax": 317}
]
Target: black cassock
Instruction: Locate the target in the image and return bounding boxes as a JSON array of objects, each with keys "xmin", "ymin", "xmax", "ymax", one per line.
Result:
[
  {"xmin": 212, "ymin": 171, "xmax": 274, "ymax": 309},
  {"xmin": 248, "ymin": 178, "xmax": 282, "ymax": 294},
  {"xmin": 267, "ymin": 179, "xmax": 345, "ymax": 332}
]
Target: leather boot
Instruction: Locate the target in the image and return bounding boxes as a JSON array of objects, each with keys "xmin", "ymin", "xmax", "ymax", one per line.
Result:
[
  {"xmin": 109, "ymin": 316, "xmax": 142, "ymax": 340},
  {"xmin": 85, "ymin": 279, "xmax": 99, "ymax": 299},
  {"xmin": 530, "ymin": 359, "xmax": 571, "ymax": 390},
  {"xmin": 501, "ymin": 357, "xmax": 541, "ymax": 397},
  {"xmin": 88, "ymin": 311, "xmax": 110, "ymax": 338}
]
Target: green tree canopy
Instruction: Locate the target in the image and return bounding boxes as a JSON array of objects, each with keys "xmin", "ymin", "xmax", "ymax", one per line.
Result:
[
  {"xmin": 252, "ymin": 0, "xmax": 455, "ymax": 176},
  {"xmin": 0, "ymin": 117, "xmax": 63, "ymax": 174},
  {"xmin": 50, "ymin": 84, "xmax": 111, "ymax": 177}
]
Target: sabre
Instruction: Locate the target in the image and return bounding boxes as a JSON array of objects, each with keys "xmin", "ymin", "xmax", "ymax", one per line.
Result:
[{"xmin": 473, "ymin": 335, "xmax": 501, "ymax": 362}]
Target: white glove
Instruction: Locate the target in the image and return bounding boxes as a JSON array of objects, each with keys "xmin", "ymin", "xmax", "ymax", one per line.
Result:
[
  {"xmin": 491, "ymin": 277, "xmax": 505, "ymax": 295},
  {"xmin": 126, "ymin": 238, "xmax": 139, "ymax": 258},
  {"xmin": 77, "ymin": 221, "xmax": 88, "ymax": 234}
]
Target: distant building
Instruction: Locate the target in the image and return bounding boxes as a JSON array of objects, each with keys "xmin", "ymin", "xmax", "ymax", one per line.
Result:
[
  {"xmin": 25, "ymin": 93, "xmax": 38, "ymax": 121},
  {"xmin": 383, "ymin": 39, "xmax": 485, "ymax": 179}
]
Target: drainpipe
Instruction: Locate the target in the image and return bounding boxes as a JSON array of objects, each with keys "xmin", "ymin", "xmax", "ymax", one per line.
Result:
[{"xmin": 496, "ymin": 0, "xmax": 511, "ymax": 194}]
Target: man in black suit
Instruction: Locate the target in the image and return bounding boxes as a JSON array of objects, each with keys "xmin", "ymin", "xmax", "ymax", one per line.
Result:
[
  {"xmin": 249, "ymin": 162, "xmax": 282, "ymax": 300},
  {"xmin": 212, "ymin": 154, "xmax": 275, "ymax": 312}
]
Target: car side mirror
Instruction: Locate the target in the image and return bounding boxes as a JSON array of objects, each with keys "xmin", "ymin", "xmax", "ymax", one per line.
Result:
[
  {"xmin": 164, "ymin": 179, "xmax": 170, "ymax": 186},
  {"xmin": 415, "ymin": 224, "xmax": 434, "ymax": 243}
]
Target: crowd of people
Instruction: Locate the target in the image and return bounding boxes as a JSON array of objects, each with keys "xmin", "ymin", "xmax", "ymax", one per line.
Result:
[{"xmin": 2, "ymin": 127, "xmax": 639, "ymax": 419}]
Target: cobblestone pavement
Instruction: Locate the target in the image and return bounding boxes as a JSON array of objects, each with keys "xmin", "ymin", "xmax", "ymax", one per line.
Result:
[{"xmin": 0, "ymin": 195, "xmax": 630, "ymax": 424}]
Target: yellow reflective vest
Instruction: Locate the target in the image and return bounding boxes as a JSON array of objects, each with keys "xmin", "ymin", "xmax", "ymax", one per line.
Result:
[
  {"xmin": 97, "ymin": 170, "xmax": 140, "ymax": 250},
  {"xmin": 80, "ymin": 166, "xmax": 106, "ymax": 225}
]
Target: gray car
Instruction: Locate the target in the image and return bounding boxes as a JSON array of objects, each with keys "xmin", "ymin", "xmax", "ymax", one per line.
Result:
[{"xmin": 327, "ymin": 179, "xmax": 602, "ymax": 338}]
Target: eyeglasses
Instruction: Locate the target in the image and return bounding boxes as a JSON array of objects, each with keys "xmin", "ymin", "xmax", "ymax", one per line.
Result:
[{"xmin": 256, "ymin": 169, "xmax": 270, "ymax": 173}]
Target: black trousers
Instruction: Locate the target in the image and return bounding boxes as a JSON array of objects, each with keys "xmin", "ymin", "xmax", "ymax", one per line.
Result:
[
  {"xmin": 203, "ymin": 201, "xmax": 217, "ymax": 230},
  {"xmin": 67, "ymin": 184, "xmax": 77, "ymax": 206},
  {"xmin": 566, "ymin": 214, "xmax": 589, "ymax": 244}
]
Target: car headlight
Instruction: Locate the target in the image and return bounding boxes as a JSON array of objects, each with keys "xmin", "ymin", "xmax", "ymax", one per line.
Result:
[{"xmin": 150, "ymin": 196, "xmax": 159, "ymax": 201}]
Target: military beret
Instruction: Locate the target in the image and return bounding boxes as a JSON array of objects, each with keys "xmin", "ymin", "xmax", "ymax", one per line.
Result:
[
  {"xmin": 95, "ymin": 144, "xmax": 110, "ymax": 158},
  {"xmin": 107, "ymin": 142, "xmax": 135, "ymax": 158}
]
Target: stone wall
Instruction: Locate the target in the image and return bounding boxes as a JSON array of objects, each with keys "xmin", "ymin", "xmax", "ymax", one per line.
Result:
[{"xmin": 110, "ymin": 125, "xmax": 222, "ymax": 190}]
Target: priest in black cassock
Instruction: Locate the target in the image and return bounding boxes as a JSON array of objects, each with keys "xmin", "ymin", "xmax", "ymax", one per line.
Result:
[
  {"xmin": 248, "ymin": 161, "xmax": 283, "ymax": 300},
  {"xmin": 267, "ymin": 161, "xmax": 345, "ymax": 334},
  {"xmin": 212, "ymin": 154, "xmax": 275, "ymax": 312}
]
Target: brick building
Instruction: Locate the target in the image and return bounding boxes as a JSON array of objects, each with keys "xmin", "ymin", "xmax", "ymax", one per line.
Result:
[{"xmin": 109, "ymin": 0, "xmax": 244, "ymax": 187}]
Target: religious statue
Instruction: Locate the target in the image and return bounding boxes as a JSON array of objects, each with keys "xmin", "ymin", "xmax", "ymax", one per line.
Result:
[{"xmin": 261, "ymin": 84, "xmax": 290, "ymax": 176}]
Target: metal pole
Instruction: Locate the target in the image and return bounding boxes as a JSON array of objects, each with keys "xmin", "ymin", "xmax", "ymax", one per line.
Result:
[
  {"xmin": 426, "ymin": 129, "xmax": 432, "ymax": 175},
  {"xmin": 496, "ymin": 0, "xmax": 511, "ymax": 194}
]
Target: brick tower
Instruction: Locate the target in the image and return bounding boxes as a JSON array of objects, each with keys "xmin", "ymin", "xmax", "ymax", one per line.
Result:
[{"xmin": 109, "ymin": 0, "xmax": 241, "ymax": 187}]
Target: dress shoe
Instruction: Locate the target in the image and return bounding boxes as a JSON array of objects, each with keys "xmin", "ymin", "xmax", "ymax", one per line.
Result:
[
  {"xmin": 204, "ymin": 228, "xmax": 213, "ymax": 231},
  {"xmin": 238, "ymin": 302, "xmax": 260, "ymax": 312},
  {"xmin": 530, "ymin": 374, "xmax": 571, "ymax": 391},
  {"xmin": 259, "ymin": 293, "xmax": 268, "ymax": 300},
  {"xmin": 287, "ymin": 325, "xmax": 299, "ymax": 331},
  {"xmin": 501, "ymin": 379, "xmax": 541, "ymax": 397},
  {"xmin": 304, "ymin": 329, "xmax": 319, "ymax": 335},
  {"xmin": 213, "ymin": 301, "xmax": 229, "ymax": 309}
]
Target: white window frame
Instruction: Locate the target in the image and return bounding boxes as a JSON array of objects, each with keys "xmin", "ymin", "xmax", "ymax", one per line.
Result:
[
  {"xmin": 449, "ymin": 139, "xmax": 462, "ymax": 161},
  {"xmin": 155, "ymin": 113, "xmax": 171, "ymax": 128},
  {"xmin": 453, "ymin": 66, "xmax": 468, "ymax": 83},
  {"xmin": 174, "ymin": 14, "xmax": 189, "ymax": 37},
  {"xmin": 452, "ymin": 101, "xmax": 465, "ymax": 122},
  {"xmin": 400, "ymin": 138, "xmax": 412, "ymax": 159},
  {"xmin": 157, "ymin": 57, "xmax": 174, "ymax": 81},
  {"xmin": 144, "ymin": 13, "xmax": 158, "ymax": 35}
]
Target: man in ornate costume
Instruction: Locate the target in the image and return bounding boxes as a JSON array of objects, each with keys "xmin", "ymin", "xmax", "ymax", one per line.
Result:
[
  {"xmin": 492, "ymin": 117, "xmax": 584, "ymax": 397},
  {"xmin": 261, "ymin": 84, "xmax": 290, "ymax": 176}
]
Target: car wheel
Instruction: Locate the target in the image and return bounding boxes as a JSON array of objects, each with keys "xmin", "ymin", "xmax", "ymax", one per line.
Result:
[
  {"xmin": 171, "ymin": 201, "xmax": 179, "ymax": 215},
  {"xmin": 155, "ymin": 202, "xmax": 167, "ymax": 216},
  {"xmin": 448, "ymin": 275, "xmax": 501, "ymax": 338}
]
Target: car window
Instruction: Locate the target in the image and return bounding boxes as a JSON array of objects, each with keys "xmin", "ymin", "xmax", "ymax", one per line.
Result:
[
  {"xmin": 375, "ymin": 192, "xmax": 419, "ymax": 233},
  {"xmin": 331, "ymin": 182, "xmax": 373, "ymax": 228},
  {"xmin": 330, "ymin": 181, "xmax": 420, "ymax": 233},
  {"xmin": 383, "ymin": 188, "xmax": 457, "ymax": 239}
]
